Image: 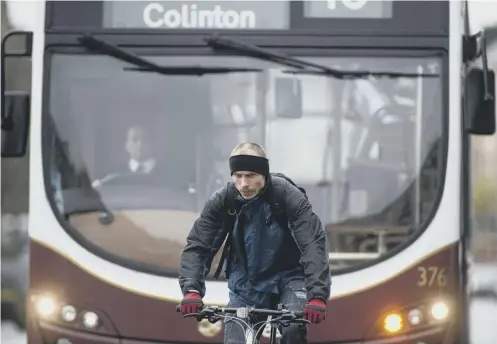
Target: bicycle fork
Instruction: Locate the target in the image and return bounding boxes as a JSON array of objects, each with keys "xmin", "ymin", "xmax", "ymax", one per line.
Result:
[
  {"xmin": 243, "ymin": 314, "xmax": 278, "ymax": 344},
  {"xmin": 268, "ymin": 315, "xmax": 278, "ymax": 343}
]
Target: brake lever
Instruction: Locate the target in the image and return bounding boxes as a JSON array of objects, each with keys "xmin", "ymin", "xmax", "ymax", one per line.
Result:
[
  {"xmin": 269, "ymin": 316, "xmax": 289, "ymax": 327},
  {"xmin": 207, "ymin": 315, "xmax": 221, "ymax": 324},
  {"xmin": 176, "ymin": 304, "xmax": 209, "ymax": 321},
  {"xmin": 277, "ymin": 313, "xmax": 311, "ymax": 326},
  {"xmin": 295, "ymin": 319, "xmax": 311, "ymax": 324}
]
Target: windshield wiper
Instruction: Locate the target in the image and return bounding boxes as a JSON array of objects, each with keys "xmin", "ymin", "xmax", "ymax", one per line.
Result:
[
  {"xmin": 78, "ymin": 35, "xmax": 262, "ymax": 76},
  {"xmin": 206, "ymin": 35, "xmax": 308, "ymax": 70},
  {"xmin": 282, "ymin": 69, "xmax": 438, "ymax": 79},
  {"xmin": 205, "ymin": 35, "xmax": 439, "ymax": 79}
]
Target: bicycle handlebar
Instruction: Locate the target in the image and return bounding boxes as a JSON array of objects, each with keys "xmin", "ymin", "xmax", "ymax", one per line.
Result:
[{"xmin": 176, "ymin": 304, "xmax": 306, "ymax": 321}]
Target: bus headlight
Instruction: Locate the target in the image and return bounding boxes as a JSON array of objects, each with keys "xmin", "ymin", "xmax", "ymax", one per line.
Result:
[
  {"xmin": 407, "ymin": 308, "xmax": 423, "ymax": 325},
  {"xmin": 61, "ymin": 305, "xmax": 77, "ymax": 322},
  {"xmin": 384, "ymin": 313, "xmax": 403, "ymax": 333},
  {"xmin": 30, "ymin": 292, "xmax": 115, "ymax": 335},
  {"xmin": 83, "ymin": 311, "xmax": 99, "ymax": 328},
  {"xmin": 35, "ymin": 296, "xmax": 57, "ymax": 317},
  {"xmin": 430, "ymin": 301, "xmax": 449, "ymax": 320}
]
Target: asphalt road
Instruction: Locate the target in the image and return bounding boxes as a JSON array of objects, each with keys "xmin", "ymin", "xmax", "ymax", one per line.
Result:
[
  {"xmin": 1, "ymin": 321, "xmax": 26, "ymax": 344},
  {"xmin": 2, "ymin": 298, "xmax": 496, "ymax": 344},
  {"xmin": 470, "ymin": 298, "xmax": 497, "ymax": 344}
]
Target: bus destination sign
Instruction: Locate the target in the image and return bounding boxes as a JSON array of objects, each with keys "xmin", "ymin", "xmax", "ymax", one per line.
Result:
[
  {"xmin": 103, "ymin": 1, "xmax": 290, "ymax": 30},
  {"xmin": 102, "ymin": 0, "xmax": 393, "ymax": 30}
]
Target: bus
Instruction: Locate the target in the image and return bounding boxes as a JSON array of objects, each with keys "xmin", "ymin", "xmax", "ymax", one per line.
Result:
[{"xmin": 1, "ymin": 0, "xmax": 495, "ymax": 343}]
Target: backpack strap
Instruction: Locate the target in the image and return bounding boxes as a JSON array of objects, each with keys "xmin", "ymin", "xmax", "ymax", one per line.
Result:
[
  {"xmin": 263, "ymin": 175, "xmax": 289, "ymax": 231},
  {"xmin": 213, "ymin": 183, "xmax": 238, "ymax": 279}
]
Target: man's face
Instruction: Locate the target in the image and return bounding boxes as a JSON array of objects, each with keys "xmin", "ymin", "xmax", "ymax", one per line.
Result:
[
  {"xmin": 232, "ymin": 171, "xmax": 265, "ymax": 199},
  {"xmin": 125, "ymin": 127, "xmax": 152, "ymax": 161}
]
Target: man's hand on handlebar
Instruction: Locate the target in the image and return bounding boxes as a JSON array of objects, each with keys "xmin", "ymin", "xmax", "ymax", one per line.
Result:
[
  {"xmin": 179, "ymin": 292, "xmax": 203, "ymax": 315},
  {"xmin": 303, "ymin": 299, "xmax": 326, "ymax": 324}
]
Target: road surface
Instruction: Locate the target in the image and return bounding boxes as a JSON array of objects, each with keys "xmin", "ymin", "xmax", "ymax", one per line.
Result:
[
  {"xmin": 2, "ymin": 299, "xmax": 496, "ymax": 344},
  {"xmin": 1, "ymin": 321, "xmax": 26, "ymax": 344},
  {"xmin": 470, "ymin": 298, "xmax": 497, "ymax": 344}
]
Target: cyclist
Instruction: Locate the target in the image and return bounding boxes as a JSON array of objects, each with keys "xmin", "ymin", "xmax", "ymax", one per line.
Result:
[{"xmin": 179, "ymin": 142, "xmax": 331, "ymax": 344}]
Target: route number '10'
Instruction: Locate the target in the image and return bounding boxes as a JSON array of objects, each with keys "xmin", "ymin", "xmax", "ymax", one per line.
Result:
[
  {"xmin": 417, "ymin": 266, "xmax": 448, "ymax": 287},
  {"xmin": 327, "ymin": 0, "xmax": 369, "ymax": 10}
]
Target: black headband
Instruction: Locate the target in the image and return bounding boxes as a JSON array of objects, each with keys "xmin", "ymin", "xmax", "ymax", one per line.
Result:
[{"xmin": 229, "ymin": 155, "xmax": 269, "ymax": 176}]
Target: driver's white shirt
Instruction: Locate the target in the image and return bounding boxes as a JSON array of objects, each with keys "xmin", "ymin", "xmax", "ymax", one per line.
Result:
[{"xmin": 129, "ymin": 158, "xmax": 156, "ymax": 174}]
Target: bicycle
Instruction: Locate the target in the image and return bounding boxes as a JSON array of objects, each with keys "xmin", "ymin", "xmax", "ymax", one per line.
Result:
[{"xmin": 176, "ymin": 303, "xmax": 310, "ymax": 344}]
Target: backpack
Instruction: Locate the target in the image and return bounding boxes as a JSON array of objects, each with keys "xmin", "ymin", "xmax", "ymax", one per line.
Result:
[
  {"xmin": 212, "ymin": 173, "xmax": 307, "ymax": 279},
  {"xmin": 271, "ymin": 172, "xmax": 307, "ymax": 198}
]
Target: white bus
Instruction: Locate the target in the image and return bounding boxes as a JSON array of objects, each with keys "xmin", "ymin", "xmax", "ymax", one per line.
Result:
[{"xmin": 1, "ymin": 1, "xmax": 495, "ymax": 343}]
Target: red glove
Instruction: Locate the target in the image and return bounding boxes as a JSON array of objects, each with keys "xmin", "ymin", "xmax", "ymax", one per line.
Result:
[
  {"xmin": 304, "ymin": 299, "xmax": 326, "ymax": 324},
  {"xmin": 180, "ymin": 292, "xmax": 203, "ymax": 315}
]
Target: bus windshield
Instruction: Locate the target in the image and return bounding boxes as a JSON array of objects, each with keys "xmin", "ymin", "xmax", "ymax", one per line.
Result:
[{"xmin": 45, "ymin": 52, "xmax": 444, "ymax": 274}]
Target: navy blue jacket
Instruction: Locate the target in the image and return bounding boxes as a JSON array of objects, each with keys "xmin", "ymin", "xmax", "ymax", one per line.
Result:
[{"xmin": 226, "ymin": 194, "xmax": 308, "ymax": 305}]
